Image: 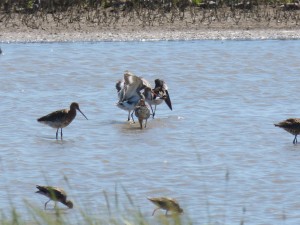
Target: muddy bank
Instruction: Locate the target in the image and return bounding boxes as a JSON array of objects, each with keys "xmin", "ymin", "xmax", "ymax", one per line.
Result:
[{"xmin": 1, "ymin": 4, "xmax": 300, "ymax": 42}]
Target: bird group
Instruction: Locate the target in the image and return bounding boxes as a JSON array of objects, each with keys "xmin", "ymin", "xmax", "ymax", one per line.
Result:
[
  {"xmin": 37, "ymin": 71, "xmax": 172, "ymax": 139},
  {"xmin": 116, "ymin": 71, "xmax": 172, "ymax": 129},
  {"xmin": 33, "ymin": 68, "xmax": 300, "ymax": 216},
  {"xmin": 35, "ymin": 184, "xmax": 183, "ymax": 216},
  {"xmin": 35, "ymin": 71, "xmax": 179, "ymax": 214}
]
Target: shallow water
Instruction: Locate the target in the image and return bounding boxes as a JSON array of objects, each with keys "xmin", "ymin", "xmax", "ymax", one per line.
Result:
[{"xmin": 1, "ymin": 40, "xmax": 300, "ymax": 224}]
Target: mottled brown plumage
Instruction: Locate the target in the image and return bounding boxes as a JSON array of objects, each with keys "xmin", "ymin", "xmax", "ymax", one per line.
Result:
[
  {"xmin": 37, "ymin": 102, "xmax": 88, "ymax": 139},
  {"xmin": 274, "ymin": 118, "xmax": 300, "ymax": 144},
  {"xmin": 36, "ymin": 185, "xmax": 73, "ymax": 209},
  {"xmin": 134, "ymin": 99, "xmax": 150, "ymax": 129},
  {"xmin": 147, "ymin": 197, "xmax": 183, "ymax": 216}
]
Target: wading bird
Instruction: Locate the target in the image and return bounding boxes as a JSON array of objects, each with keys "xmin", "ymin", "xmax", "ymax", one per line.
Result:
[
  {"xmin": 134, "ymin": 99, "xmax": 151, "ymax": 129},
  {"xmin": 35, "ymin": 185, "xmax": 73, "ymax": 209},
  {"xmin": 116, "ymin": 71, "xmax": 151, "ymax": 122},
  {"xmin": 147, "ymin": 197, "xmax": 183, "ymax": 216},
  {"xmin": 275, "ymin": 118, "xmax": 300, "ymax": 144},
  {"xmin": 37, "ymin": 102, "xmax": 88, "ymax": 139},
  {"xmin": 143, "ymin": 79, "xmax": 172, "ymax": 118}
]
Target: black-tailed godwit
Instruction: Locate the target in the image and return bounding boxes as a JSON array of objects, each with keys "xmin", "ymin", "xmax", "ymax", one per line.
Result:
[
  {"xmin": 37, "ymin": 102, "xmax": 88, "ymax": 139},
  {"xmin": 275, "ymin": 118, "xmax": 300, "ymax": 144},
  {"xmin": 147, "ymin": 197, "xmax": 183, "ymax": 216},
  {"xmin": 134, "ymin": 99, "xmax": 150, "ymax": 129},
  {"xmin": 116, "ymin": 71, "xmax": 151, "ymax": 122},
  {"xmin": 143, "ymin": 79, "xmax": 172, "ymax": 118},
  {"xmin": 35, "ymin": 185, "xmax": 73, "ymax": 209}
]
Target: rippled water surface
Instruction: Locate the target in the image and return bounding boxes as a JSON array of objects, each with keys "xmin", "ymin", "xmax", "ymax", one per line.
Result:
[{"xmin": 1, "ymin": 40, "xmax": 300, "ymax": 224}]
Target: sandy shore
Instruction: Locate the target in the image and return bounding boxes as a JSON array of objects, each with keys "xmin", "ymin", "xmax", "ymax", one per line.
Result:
[
  {"xmin": 1, "ymin": 7, "xmax": 300, "ymax": 42},
  {"xmin": 1, "ymin": 28, "xmax": 300, "ymax": 42}
]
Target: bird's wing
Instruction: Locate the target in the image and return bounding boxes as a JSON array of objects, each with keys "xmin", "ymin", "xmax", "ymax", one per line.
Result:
[
  {"xmin": 116, "ymin": 80, "xmax": 126, "ymax": 102},
  {"xmin": 276, "ymin": 118, "xmax": 300, "ymax": 129},
  {"xmin": 37, "ymin": 109, "xmax": 69, "ymax": 123},
  {"xmin": 52, "ymin": 187, "xmax": 67, "ymax": 198},
  {"xmin": 115, "ymin": 80, "xmax": 123, "ymax": 93},
  {"xmin": 122, "ymin": 72, "xmax": 150, "ymax": 101},
  {"xmin": 155, "ymin": 79, "xmax": 172, "ymax": 110},
  {"xmin": 164, "ymin": 90, "xmax": 172, "ymax": 110}
]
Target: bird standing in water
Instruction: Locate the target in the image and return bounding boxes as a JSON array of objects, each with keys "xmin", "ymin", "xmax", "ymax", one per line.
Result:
[
  {"xmin": 275, "ymin": 118, "xmax": 300, "ymax": 144},
  {"xmin": 116, "ymin": 71, "xmax": 151, "ymax": 122},
  {"xmin": 147, "ymin": 197, "xmax": 183, "ymax": 216},
  {"xmin": 37, "ymin": 102, "xmax": 88, "ymax": 139},
  {"xmin": 35, "ymin": 185, "xmax": 73, "ymax": 210},
  {"xmin": 134, "ymin": 99, "xmax": 150, "ymax": 129},
  {"xmin": 143, "ymin": 79, "xmax": 172, "ymax": 118}
]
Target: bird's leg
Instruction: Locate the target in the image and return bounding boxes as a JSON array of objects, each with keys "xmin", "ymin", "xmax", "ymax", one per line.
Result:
[
  {"xmin": 145, "ymin": 119, "xmax": 148, "ymax": 128},
  {"xmin": 127, "ymin": 111, "xmax": 131, "ymax": 121},
  {"xmin": 131, "ymin": 111, "xmax": 135, "ymax": 123},
  {"xmin": 44, "ymin": 199, "xmax": 51, "ymax": 210},
  {"xmin": 149, "ymin": 104, "xmax": 155, "ymax": 118},
  {"xmin": 165, "ymin": 210, "xmax": 168, "ymax": 216},
  {"xmin": 56, "ymin": 128, "xmax": 59, "ymax": 139},
  {"xmin": 60, "ymin": 128, "xmax": 63, "ymax": 140},
  {"xmin": 153, "ymin": 105, "xmax": 157, "ymax": 118},
  {"xmin": 139, "ymin": 119, "xmax": 143, "ymax": 129},
  {"xmin": 293, "ymin": 135, "xmax": 297, "ymax": 144},
  {"xmin": 152, "ymin": 208, "xmax": 159, "ymax": 216}
]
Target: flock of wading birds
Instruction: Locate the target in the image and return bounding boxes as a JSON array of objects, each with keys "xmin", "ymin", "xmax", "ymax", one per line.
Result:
[
  {"xmin": 2, "ymin": 39, "xmax": 296, "ymax": 214},
  {"xmin": 34, "ymin": 70, "xmax": 300, "ymax": 214},
  {"xmin": 35, "ymin": 71, "xmax": 182, "ymax": 216},
  {"xmin": 34, "ymin": 69, "xmax": 300, "ymax": 214}
]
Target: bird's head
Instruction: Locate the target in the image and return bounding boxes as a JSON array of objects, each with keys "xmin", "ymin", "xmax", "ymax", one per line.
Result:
[{"xmin": 65, "ymin": 200, "xmax": 73, "ymax": 209}]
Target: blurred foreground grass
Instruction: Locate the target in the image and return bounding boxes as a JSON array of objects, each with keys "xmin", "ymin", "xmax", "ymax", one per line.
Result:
[{"xmin": 0, "ymin": 204, "xmax": 191, "ymax": 225}]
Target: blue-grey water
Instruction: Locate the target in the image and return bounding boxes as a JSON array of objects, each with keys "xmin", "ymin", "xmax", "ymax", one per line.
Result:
[{"xmin": 1, "ymin": 40, "xmax": 300, "ymax": 224}]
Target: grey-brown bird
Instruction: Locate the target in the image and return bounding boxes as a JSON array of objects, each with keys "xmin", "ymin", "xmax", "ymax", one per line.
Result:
[
  {"xmin": 37, "ymin": 102, "xmax": 88, "ymax": 139},
  {"xmin": 147, "ymin": 197, "xmax": 183, "ymax": 216},
  {"xmin": 134, "ymin": 99, "xmax": 150, "ymax": 129},
  {"xmin": 36, "ymin": 185, "xmax": 73, "ymax": 209},
  {"xmin": 275, "ymin": 118, "xmax": 300, "ymax": 144},
  {"xmin": 116, "ymin": 71, "xmax": 151, "ymax": 122}
]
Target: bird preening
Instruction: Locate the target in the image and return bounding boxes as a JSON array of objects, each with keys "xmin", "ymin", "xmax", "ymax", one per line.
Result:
[
  {"xmin": 116, "ymin": 71, "xmax": 172, "ymax": 128},
  {"xmin": 35, "ymin": 185, "xmax": 73, "ymax": 210},
  {"xmin": 116, "ymin": 71, "xmax": 150, "ymax": 123},
  {"xmin": 143, "ymin": 79, "xmax": 172, "ymax": 118},
  {"xmin": 37, "ymin": 102, "xmax": 88, "ymax": 139}
]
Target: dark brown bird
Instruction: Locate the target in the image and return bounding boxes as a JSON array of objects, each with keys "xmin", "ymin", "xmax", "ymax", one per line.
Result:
[
  {"xmin": 36, "ymin": 185, "xmax": 73, "ymax": 209},
  {"xmin": 275, "ymin": 118, "xmax": 300, "ymax": 144},
  {"xmin": 147, "ymin": 197, "xmax": 183, "ymax": 216},
  {"xmin": 134, "ymin": 99, "xmax": 150, "ymax": 129},
  {"xmin": 37, "ymin": 102, "xmax": 88, "ymax": 139},
  {"xmin": 143, "ymin": 79, "xmax": 172, "ymax": 118}
]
